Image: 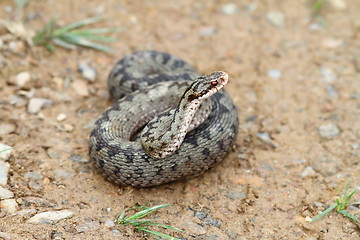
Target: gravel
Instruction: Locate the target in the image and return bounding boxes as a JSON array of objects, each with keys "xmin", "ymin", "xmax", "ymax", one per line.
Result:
[
  {"xmin": 0, "ymin": 143, "xmax": 13, "ymax": 161},
  {"xmin": 26, "ymin": 210, "xmax": 74, "ymax": 224},
  {"xmin": 0, "ymin": 199, "xmax": 18, "ymax": 214},
  {"xmin": 319, "ymin": 123, "xmax": 340, "ymax": 138},
  {"xmin": 71, "ymin": 80, "xmax": 89, "ymax": 96},
  {"xmin": 0, "ymin": 186, "xmax": 14, "ymax": 200},
  {"xmin": 78, "ymin": 61, "xmax": 97, "ymax": 82},
  {"xmin": 24, "ymin": 171, "xmax": 43, "ymax": 180},
  {"xmin": 0, "ymin": 161, "xmax": 10, "ymax": 186},
  {"xmin": 268, "ymin": 69, "xmax": 282, "ymax": 80},
  {"xmin": 15, "ymin": 71, "xmax": 31, "ymax": 87},
  {"xmin": 221, "ymin": 3, "xmax": 238, "ymax": 15},
  {"xmin": 27, "ymin": 98, "xmax": 53, "ymax": 114},
  {"xmin": 266, "ymin": 11, "xmax": 285, "ymax": 27},
  {"xmin": 0, "ymin": 123, "xmax": 16, "ymax": 136}
]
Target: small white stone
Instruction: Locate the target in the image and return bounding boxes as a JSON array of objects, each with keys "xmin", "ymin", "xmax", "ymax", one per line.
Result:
[
  {"xmin": 63, "ymin": 124, "xmax": 74, "ymax": 132},
  {"xmin": 221, "ymin": 3, "xmax": 238, "ymax": 15},
  {"xmin": 329, "ymin": 0, "xmax": 347, "ymax": 10},
  {"xmin": 266, "ymin": 11, "xmax": 285, "ymax": 27},
  {"xmin": 322, "ymin": 38, "xmax": 343, "ymax": 49},
  {"xmin": 56, "ymin": 113, "xmax": 67, "ymax": 122},
  {"xmin": 27, "ymin": 210, "xmax": 74, "ymax": 224},
  {"xmin": 15, "ymin": 71, "xmax": 31, "ymax": 87},
  {"xmin": 0, "ymin": 143, "xmax": 13, "ymax": 161},
  {"xmin": 0, "ymin": 161, "xmax": 10, "ymax": 186},
  {"xmin": 71, "ymin": 80, "xmax": 89, "ymax": 96},
  {"xmin": 305, "ymin": 216, "xmax": 312, "ymax": 222},
  {"xmin": 0, "ymin": 186, "xmax": 14, "ymax": 200},
  {"xmin": 268, "ymin": 69, "xmax": 282, "ymax": 80},
  {"xmin": 320, "ymin": 66, "xmax": 337, "ymax": 83},
  {"xmin": 0, "ymin": 199, "xmax": 18, "ymax": 214},
  {"xmin": 319, "ymin": 123, "xmax": 340, "ymax": 138},
  {"xmin": 104, "ymin": 219, "xmax": 115, "ymax": 227},
  {"xmin": 0, "ymin": 123, "xmax": 16, "ymax": 136},
  {"xmin": 27, "ymin": 98, "xmax": 52, "ymax": 114},
  {"xmin": 78, "ymin": 61, "xmax": 96, "ymax": 82},
  {"xmin": 301, "ymin": 166, "xmax": 317, "ymax": 178}
]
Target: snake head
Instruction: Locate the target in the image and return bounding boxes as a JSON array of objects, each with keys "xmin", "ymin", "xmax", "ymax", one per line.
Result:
[{"xmin": 187, "ymin": 71, "xmax": 229, "ymax": 102}]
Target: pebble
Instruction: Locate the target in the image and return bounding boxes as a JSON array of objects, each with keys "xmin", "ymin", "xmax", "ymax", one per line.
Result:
[
  {"xmin": 56, "ymin": 113, "xmax": 67, "ymax": 122},
  {"xmin": 266, "ymin": 11, "xmax": 285, "ymax": 27},
  {"xmin": 319, "ymin": 123, "xmax": 340, "ymax": 138},
  {"xmin": 181, "ymin": 220, "xmax": 206, "ymax": 235},
  {"xmin": 0, "ymin": 199, "xmax": 18, "ymax": 213},
  {"xmin": 256, "ymin": 132, "xmax": 280, "ymax": 148},
  {"xmin": 8, "ymin": 41, "xmax": 25, "ymax": 55},
  {"xmin": 314, "ymin": 202, "xmax": 323, "ymax": 208},
  {"xmin": 76, "ymin": 221, "xmax": 101, "ymax": 233},
  {"xmin": 15, "ymin": 71, "xmax": 31, "ymax": 87},
  {"xmin": 322, "ymin": 38, "xmax": 343, "ymax": 49},
  {"xmin": 204, "ymin": 218, "xmax": 221, "ymax": 228},
  {"xmin": 221, "ymin": 3, "xmax": 238, "ymax": 15},
  {"xmin": 78, "ymin": 61, "xmax": 97, "ymax": 82},
  {"xmin": 27, "ymin": 210, "xmax": 74, "ymax": 224},
  {"xmin": 24, "ymin": 171, "xmax": 43, "ymax": 180},
  {"xmin": 268, "ymin": 69, "xmax": 282, "ymax": 80},
  {"xmin": 320, "ymin": 66, "xmax": 337, "ymax": 83},
  {"xmin": 104, "ymin": 219, "xmax": 115, "ymax": 227},
  {"xmin": 53, "ymin": 77, "xmax": 64, "ymax": 90},
  {"xmin": 8, "ymin": 95, "xmax": 27, "ymax": 107},
  {"xmin": 0, "ymin": 161, "xmax": 10, "ymax": 186},
  {"xmin": 301, "ymin": 166, "xmax": 317, "ymax": 178},
  {"xmin": 329, "ymin": 0, "xmax": 347, "ymax": 10},
  {"xmin": 63, "ymin": 124, "xmax": 74, "ymax": 132},
  {"xmin": 326, "ymin": 85, "xmax": 338, "ymax": 97},
  {"xmin": 69, "ymin": 154, "xmax": 89, "ymax": 163},
  {"xmin": 199, "ymin": 27, "xmax": 217, "ymax": 36},
  {"xmin": 71, "ymin": 80, "xmax": 89, "ymax": 96},
  {"xmin": 28, "ymin": 181, "xmax": 42, "ymax": 191},
  {"xmin": 0, "ymin": 143, "xmax": 13, "ymax": 161},
  {"xmin": 224, "ymin": 191, "xmax": 247, "ymax": 200},
  {"xmin": 0, "ymin": 186, "xmax": 14, "ymax": 200},
  {"xmin": 0, "ymin": 123, "xmax": 16, "ymax": 136},
  {"xmin": 54, "ymin": 169, "xmax": 74, "ymax": 179},
  {"xmin": 27, "ymin": 98, "xmax": 53, "ymax": 114}
]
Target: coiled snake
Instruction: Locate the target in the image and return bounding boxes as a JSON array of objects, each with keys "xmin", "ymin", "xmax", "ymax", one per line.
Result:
[{"xmin": 89, "ymin": 50, "xmax": 239, "ymax": 187}]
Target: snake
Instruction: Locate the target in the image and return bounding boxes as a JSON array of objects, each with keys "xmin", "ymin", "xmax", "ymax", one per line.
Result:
[{"xmin": 89, "ymin": 50, "xmax": 239, "ymax": 187}]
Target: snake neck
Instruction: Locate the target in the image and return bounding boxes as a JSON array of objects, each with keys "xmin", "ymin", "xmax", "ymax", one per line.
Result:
[{"xmin": 140, "ymin": 91, "xmax": 203, "ymax": 159}]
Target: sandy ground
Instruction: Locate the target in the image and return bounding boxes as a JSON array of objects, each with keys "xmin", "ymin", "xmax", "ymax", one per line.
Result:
[{"xmin": 0, "ymin": 0, "xmax": 359, "ymax": 239}]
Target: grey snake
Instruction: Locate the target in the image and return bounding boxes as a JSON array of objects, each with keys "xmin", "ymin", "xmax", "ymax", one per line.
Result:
[{"xmin": 89, "ymin": 50, "xmax": 239, "ymax": 187}]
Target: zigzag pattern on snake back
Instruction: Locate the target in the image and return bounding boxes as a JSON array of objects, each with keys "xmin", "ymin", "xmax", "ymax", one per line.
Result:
[{"xmin": 89, "ymin": 50, "xmax": 239, "ymax": 187}]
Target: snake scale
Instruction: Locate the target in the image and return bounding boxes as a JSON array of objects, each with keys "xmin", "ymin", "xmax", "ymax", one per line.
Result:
[{"xmin": 89, "ymin": 50, "xmax": 239, "ymax": 187}]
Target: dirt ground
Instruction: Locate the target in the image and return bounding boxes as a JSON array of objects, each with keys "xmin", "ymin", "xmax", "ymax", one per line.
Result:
[{"xmin": 0, "ymin": 0, "xmax": 359, "ymax": 239}]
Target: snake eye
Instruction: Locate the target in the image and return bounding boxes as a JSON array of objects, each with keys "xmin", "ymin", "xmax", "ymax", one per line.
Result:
[{"xmin": 210, "ymin": 81, "xmax": 218, "ymax": 86}]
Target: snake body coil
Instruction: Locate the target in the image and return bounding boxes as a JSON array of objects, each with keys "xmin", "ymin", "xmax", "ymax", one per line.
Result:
[{"xmin": 89, "ymin": 50, "xmax": 239, "ymax": 187}]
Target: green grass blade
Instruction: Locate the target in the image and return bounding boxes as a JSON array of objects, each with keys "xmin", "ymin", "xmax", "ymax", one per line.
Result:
[
  {"xmin": 45, "ymin": 42, "xmax": 56, "ymax": 52},
  {"xmin": 137, "ymin": 227, "xmax": 180, "ymax": 240},
  {"xmin": 53, "ymin": 38, "xmax": 77, "ymax": 50},
  {"xmin": 0, "ymin": 148, "xmax": 13, "ymax": 153},
  {"xmin": 57, "ymin": 34, "xmax": 113, "ymax": 52},
  {"xmin": 70, "ymin": 34, "xmax": 117, "ymax": 42},
  {"xmin": 14, "ymin": 0, "xmax": 30, "ymax": 9},
  {"xmin": 310, "ymin": 203, "xmax": 337, "ymax": 222},
  {"xmin": 70, "ymin": 28, "xmax": 125, "ymax": 35},
  {"xmin": 343, "ymin": 189, "xmax": 357, "ymax": 208},
  {"xmin": 145, "ymin": 223, "xmax": 183, "ymax": 231},
  {"xmin": 338, "ymin": 209, "xmax": 359, "ymax": 223},
  {"xmin": 53, "ymin": 17, "xmax": 103, "ymax": 35},
  {"xmin": 33, "ymin": 18, "xmax": 56, "ymax": 45},
  {"xmin": 312, "ymin": 0, "xmax": 328, "ymax": 12},
  {"xmin": 125, "ymin": 204, "xmax": 172, "ymax": 222}
]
